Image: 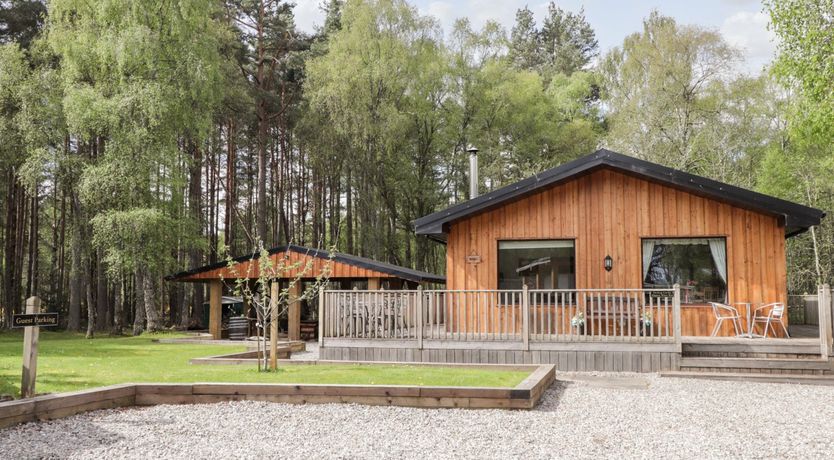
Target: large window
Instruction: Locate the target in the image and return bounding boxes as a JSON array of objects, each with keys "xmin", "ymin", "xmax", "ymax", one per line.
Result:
[
  {"xmin": 642, "ymin": 238, "xmax": 727, "ymax": 303},
  {"xmin": 498, "ymin": 240, "xmax": 575, "ymax": 289}
]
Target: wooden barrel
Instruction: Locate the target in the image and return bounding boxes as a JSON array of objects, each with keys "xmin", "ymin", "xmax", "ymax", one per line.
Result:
[{"xmin": 228, "ymin": 317, "xmax": 249, "ymax": 340}]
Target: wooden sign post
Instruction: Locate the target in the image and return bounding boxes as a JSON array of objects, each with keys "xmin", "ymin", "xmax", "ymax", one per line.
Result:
[
  {"xmin": 21, "ymin": 297, "xmax": 41, "ymax": 398},
  {"xmin": 13, "ymin": 297, "xmax": 57, "ymax": 398}
]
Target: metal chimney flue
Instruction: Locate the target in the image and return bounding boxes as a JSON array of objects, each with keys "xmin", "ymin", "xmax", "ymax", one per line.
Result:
[{"xmin": 468, "ymin": 146, "xmax": 479, "ymax": 199}]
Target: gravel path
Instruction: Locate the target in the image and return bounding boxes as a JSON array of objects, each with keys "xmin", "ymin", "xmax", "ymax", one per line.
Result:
[
  {"xmin": 2, "ymin": 374, "xmax": 833, "ymax": 459},
  {"xmin": 290, "ymin": 341, "xmax": 319, "ymax": 360}
]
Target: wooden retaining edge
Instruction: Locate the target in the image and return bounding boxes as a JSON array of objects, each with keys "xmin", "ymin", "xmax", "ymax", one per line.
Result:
[
  {"xmin": 660, "ymin": 371, "xmax": 834, "ymax": 386},
  {"xmin": 0, "ymin": 384, "xmax": 137, "ymax": 429},
  {"xmin": 189, "ymin": 347, "xmax": 292, "ymax": 365},
  {"xmin": 0, "ymin": 365, "xmax": 556, "ymax": 429},
  {"xmin": 680, "ymin": 357, "xmax": 834, "ymax": 371},
  {"xmin": 154, "ymin": 338, "xmax": 307, "ymax": 353},
  {"xmin": 312, "ymin": 359, "xmax": 541, "ymax": 372}
]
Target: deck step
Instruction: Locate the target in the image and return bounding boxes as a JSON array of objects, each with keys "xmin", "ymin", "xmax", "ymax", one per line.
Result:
[
  {"xmin": 679, "ymin": 357, "xmax": 833, "ymax": 371},
  {"xmin": 680, "ymin": 337, "xmax": 821, "ymax": 356},
  {"xmin": 660, "ymin": 371, "xmax": 834, "ymax": 386},
  {"xmin": 682, "ymin": 343, "xmax": 820, "ymax": 356}
]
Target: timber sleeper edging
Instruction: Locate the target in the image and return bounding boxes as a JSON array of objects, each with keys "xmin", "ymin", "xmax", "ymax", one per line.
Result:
[
  {"xmin": 188, "ymin": 347, "xmax": 293, "ymax": 365},
  {"xmin": 0, "ymin": 364, "xmax": 555, "ymax": 429},
  {"xmin": 660, "ymin": 371, "xmax": 834, "ymax": 386},
  {"xmin": 679, "ymin": 357, "xmax": 833, "ymax": 371}
]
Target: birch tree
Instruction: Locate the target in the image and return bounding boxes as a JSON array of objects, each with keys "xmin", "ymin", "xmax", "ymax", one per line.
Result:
[{"xmin": 48, "ymin": 0, "xmax": 225, "ymax": 332}]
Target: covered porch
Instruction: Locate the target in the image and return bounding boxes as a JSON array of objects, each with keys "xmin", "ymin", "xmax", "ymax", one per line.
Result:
[{"xmin": 166, "ymin": 244, "xmax": 445, "ymax": 340}]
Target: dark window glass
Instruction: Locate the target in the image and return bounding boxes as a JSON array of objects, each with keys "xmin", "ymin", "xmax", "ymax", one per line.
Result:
[
  {"xmin": 642, "ymin": 238, "xmax": 727, "ymax": 304},
  {"xmin": 498, "ymin": 240, "xmax": 576, "ymax": 289}
]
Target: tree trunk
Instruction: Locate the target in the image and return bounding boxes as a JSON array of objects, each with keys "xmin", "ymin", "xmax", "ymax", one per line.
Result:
[
  {"xmin": 224, "ymin": 120, "xmax": 236, "ymax": 254},
  {"xmin": 95, "ymin": 251, "xmax": 108, "ymax": 331},
  {"xmin": 255, "ymin": 0, "xmax": 269, "ymax": 245},
  {"xmin": 113, "ymin": 276, "xmax": 123, "ymax": 335},
  {"xmin": 256, "ymin": 117, "xmax": 268, "ymax": 244},
  {"xmin": 190, "ymin": 284, "xmax": 204, "ymax": 329},
  {"xmin": 67, "ymin": 206, "xmax": 82, "ymax": 331},
  {"xmin": 12, "ymin": 181, "xmax": 27, "ymax": 317},
  {"xmin": 57, "ymin": 187, "xmax": 67, "ymax": 314},
  {"xmin": 132, "ymin": 269, "xmax": 145, "ymax": 335},
  {"xmin": 346, "ymin": 166, "xmax": 353, "ymax": 254},
  {"xmin": 26, "ymin": 189, "xmax": 38, "ymax": 298},
  {"xmin": 2, "ymin": 171, "xmax": 19, "ymax": 327},
  {"xmin": 185, "ymin": 141, "xmax": 203, "ymax": 328},
  {"xmin": 143, "ymin": 269, "xmax": 160, "ymax": 332},
  {"xmin": 85, "ymin": 263, "xmax": 94, "ymax": 339}
]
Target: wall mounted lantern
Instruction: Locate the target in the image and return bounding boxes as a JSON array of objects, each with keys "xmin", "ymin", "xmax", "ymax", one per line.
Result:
[{"xmin": 604, "ymin": 255, "xmax": 613, "ymax": 272}]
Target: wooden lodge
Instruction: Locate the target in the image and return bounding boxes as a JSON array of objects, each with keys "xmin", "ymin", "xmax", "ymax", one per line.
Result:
[
  {"xmin": 318, "ymin": 150, "xmax": 834, "ymax": 373},
  {"xmin": 166, "ymin": 244, "xmax": 445, "ymax": 340}
]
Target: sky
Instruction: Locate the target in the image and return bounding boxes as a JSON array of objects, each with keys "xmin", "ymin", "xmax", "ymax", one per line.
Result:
[{"xmin": 292, "ymin": 0, "xmax": 776, "ymax": 74}]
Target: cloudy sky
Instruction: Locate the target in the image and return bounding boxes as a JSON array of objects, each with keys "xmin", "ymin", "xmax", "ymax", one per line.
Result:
[{"xmin": 292, "ymin": 0, "xmax": 776, "ymax": 74}]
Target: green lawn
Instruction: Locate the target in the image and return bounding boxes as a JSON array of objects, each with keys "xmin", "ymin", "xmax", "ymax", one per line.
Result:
[{"xmin": 0, "ymin": 332, "xmax": 529, "ymax": 396}]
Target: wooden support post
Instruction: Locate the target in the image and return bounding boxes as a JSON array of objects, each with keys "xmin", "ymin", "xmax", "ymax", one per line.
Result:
[
  {"xmin": 208, "ymin": 280, "xmax": 222, "ymax": 340},
  {"xmin": 318, "ymin": 287, "xmax": 325, "ymax": 347},
  {"xmin": 288, "ymin": 281, "xmax": 301, "ymax": 341},
  {"xmin": 368, "ymin": 277, "xmax": 381, "ymax": 290},
  {"xmin": 416, "ymin": 286, "xmax": 424, "ymax": 349},
  {"xmin": 270, "ymin": 281, "xmax": 279, "ymax": 370},
  {"xmin": 21, "ymin": 297, "xmax": 41, "ymax": 398},
  {"xmin": 522, "ymin": 285, "xmax": 529, "ymax": 351},
  {"xmin": 672, "ymin": 284, "xmax": 682, "ymax": 351},
  {"xmin": 819, "ymin": 284, "xmax": 833, "ymax": 358}
]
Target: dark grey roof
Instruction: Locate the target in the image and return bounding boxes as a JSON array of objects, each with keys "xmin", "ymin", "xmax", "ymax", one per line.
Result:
[
  {"xmin": 414, "ymin": 149, "xmax": 826, "ymax": 241},
  {"xmin": 166, "ymin": 244, "xmax": 446, "ymax": 283}
]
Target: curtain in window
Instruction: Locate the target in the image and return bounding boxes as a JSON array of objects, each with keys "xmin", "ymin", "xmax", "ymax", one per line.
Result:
[
  {"xmin": 642, "ymin": 240, "xmax": 655, "ymax": 280},
  {"xmin": 708, "ymin": 239, "xmax": 727, "ymax": 283}
]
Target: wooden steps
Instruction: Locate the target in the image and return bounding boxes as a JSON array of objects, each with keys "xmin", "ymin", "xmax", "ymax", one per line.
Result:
[
  {"xmin": 661, "ymin": 371, "xmax": 834, "ymax": 386},
  {"xmin": 682, "ymin": 340, "xmax": 820, "ymax": 356},
  {"xmin": 679, "ymin": 357, "xmax": 833, "ymax": 374}
]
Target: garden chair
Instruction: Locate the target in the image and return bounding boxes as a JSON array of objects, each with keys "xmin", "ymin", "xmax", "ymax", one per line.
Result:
[
  {"xmin": 751, "ymin": 302, "xmax": 790, "ymax": 338},
  {"xmin": 709, "ymin": 302, "xmax": 743, "ymax": 337}
]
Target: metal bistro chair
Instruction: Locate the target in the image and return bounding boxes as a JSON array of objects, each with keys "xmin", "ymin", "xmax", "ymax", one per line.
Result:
[
  {"xmin": 709, "ymin": 302, "xmax": 743, "ymax": 337},
  {"xmin": 751, "ymin": 302, "xmax": 790, "ymax": 338}
]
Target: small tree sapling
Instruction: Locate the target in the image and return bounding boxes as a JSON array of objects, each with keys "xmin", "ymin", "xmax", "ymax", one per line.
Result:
[{"xmin": 221, "ymin": 242, "xmax": 334, "ymax": 371}]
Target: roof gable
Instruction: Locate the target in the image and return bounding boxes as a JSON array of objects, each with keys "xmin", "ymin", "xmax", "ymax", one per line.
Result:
[
  {"xmin": 166, "ymin": 244, "xmax": 445, "ymax": 283},
  {"xmin": 414, "ymin": 149, "xmax": 825, "ymax": 241}
]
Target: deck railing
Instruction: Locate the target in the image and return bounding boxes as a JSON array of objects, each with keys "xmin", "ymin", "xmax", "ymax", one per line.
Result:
[{"xmin": 319, "ymin": 286, "xmax": 680, "ymax": 348}]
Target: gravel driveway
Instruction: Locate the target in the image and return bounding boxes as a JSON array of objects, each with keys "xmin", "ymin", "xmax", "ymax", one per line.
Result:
[{"xmin": 2, "ymin": 374, "xmax": 833, "ymax": 459}]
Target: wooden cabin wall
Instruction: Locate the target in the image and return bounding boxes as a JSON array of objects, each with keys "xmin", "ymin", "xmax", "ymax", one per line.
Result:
[{"xmin": 446, "ymin": 169, "xmax": 788, "ymax": 335}]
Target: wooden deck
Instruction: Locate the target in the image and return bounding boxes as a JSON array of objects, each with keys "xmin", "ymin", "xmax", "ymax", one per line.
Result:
[{"xmin": 318, "ymin": 287, "xmax": 834, "ymax": 373}]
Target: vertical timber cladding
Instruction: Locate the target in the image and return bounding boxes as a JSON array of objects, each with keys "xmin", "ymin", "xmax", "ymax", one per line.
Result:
[
  {"xmin": 319, "ymin": 347, "xmax": 679, "ymax": 372},
  {"xmin": 446, "ymin": 169, "xmax": 788, "ymax": 334}
]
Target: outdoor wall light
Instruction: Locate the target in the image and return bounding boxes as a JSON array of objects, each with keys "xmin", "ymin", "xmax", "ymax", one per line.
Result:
[{"xmin": 604, "ymin": 255, "xmax": 613, "ymax": 272}]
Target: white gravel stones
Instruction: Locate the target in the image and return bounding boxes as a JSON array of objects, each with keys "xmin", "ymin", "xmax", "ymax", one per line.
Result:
[
  {"xmin": 2, "ymin": 374, "xmax": 833, "ymax": 459},
  {"xmin": 290, "ymin": 341, "xmax": 319, "ymax": 360}
]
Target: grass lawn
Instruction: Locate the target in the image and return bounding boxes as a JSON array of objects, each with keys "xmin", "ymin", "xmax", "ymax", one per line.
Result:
[{"xmin": 0, "ymin": 332, "xmax": 529, "ymax": 396}]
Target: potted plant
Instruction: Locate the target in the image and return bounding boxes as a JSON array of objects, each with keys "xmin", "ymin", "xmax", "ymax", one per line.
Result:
[
  {"xmin": 640, "ymin": 311, "xmax": 653, "ymax": 336},
  {"xmin": 571, "ymin": 311, "xmax": 585, "ymax": 335}
]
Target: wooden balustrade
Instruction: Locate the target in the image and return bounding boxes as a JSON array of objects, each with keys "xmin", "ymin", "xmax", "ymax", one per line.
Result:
[{"xmin": 320, "ymin": 287, "xmax": 680, "ymax": 347}]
